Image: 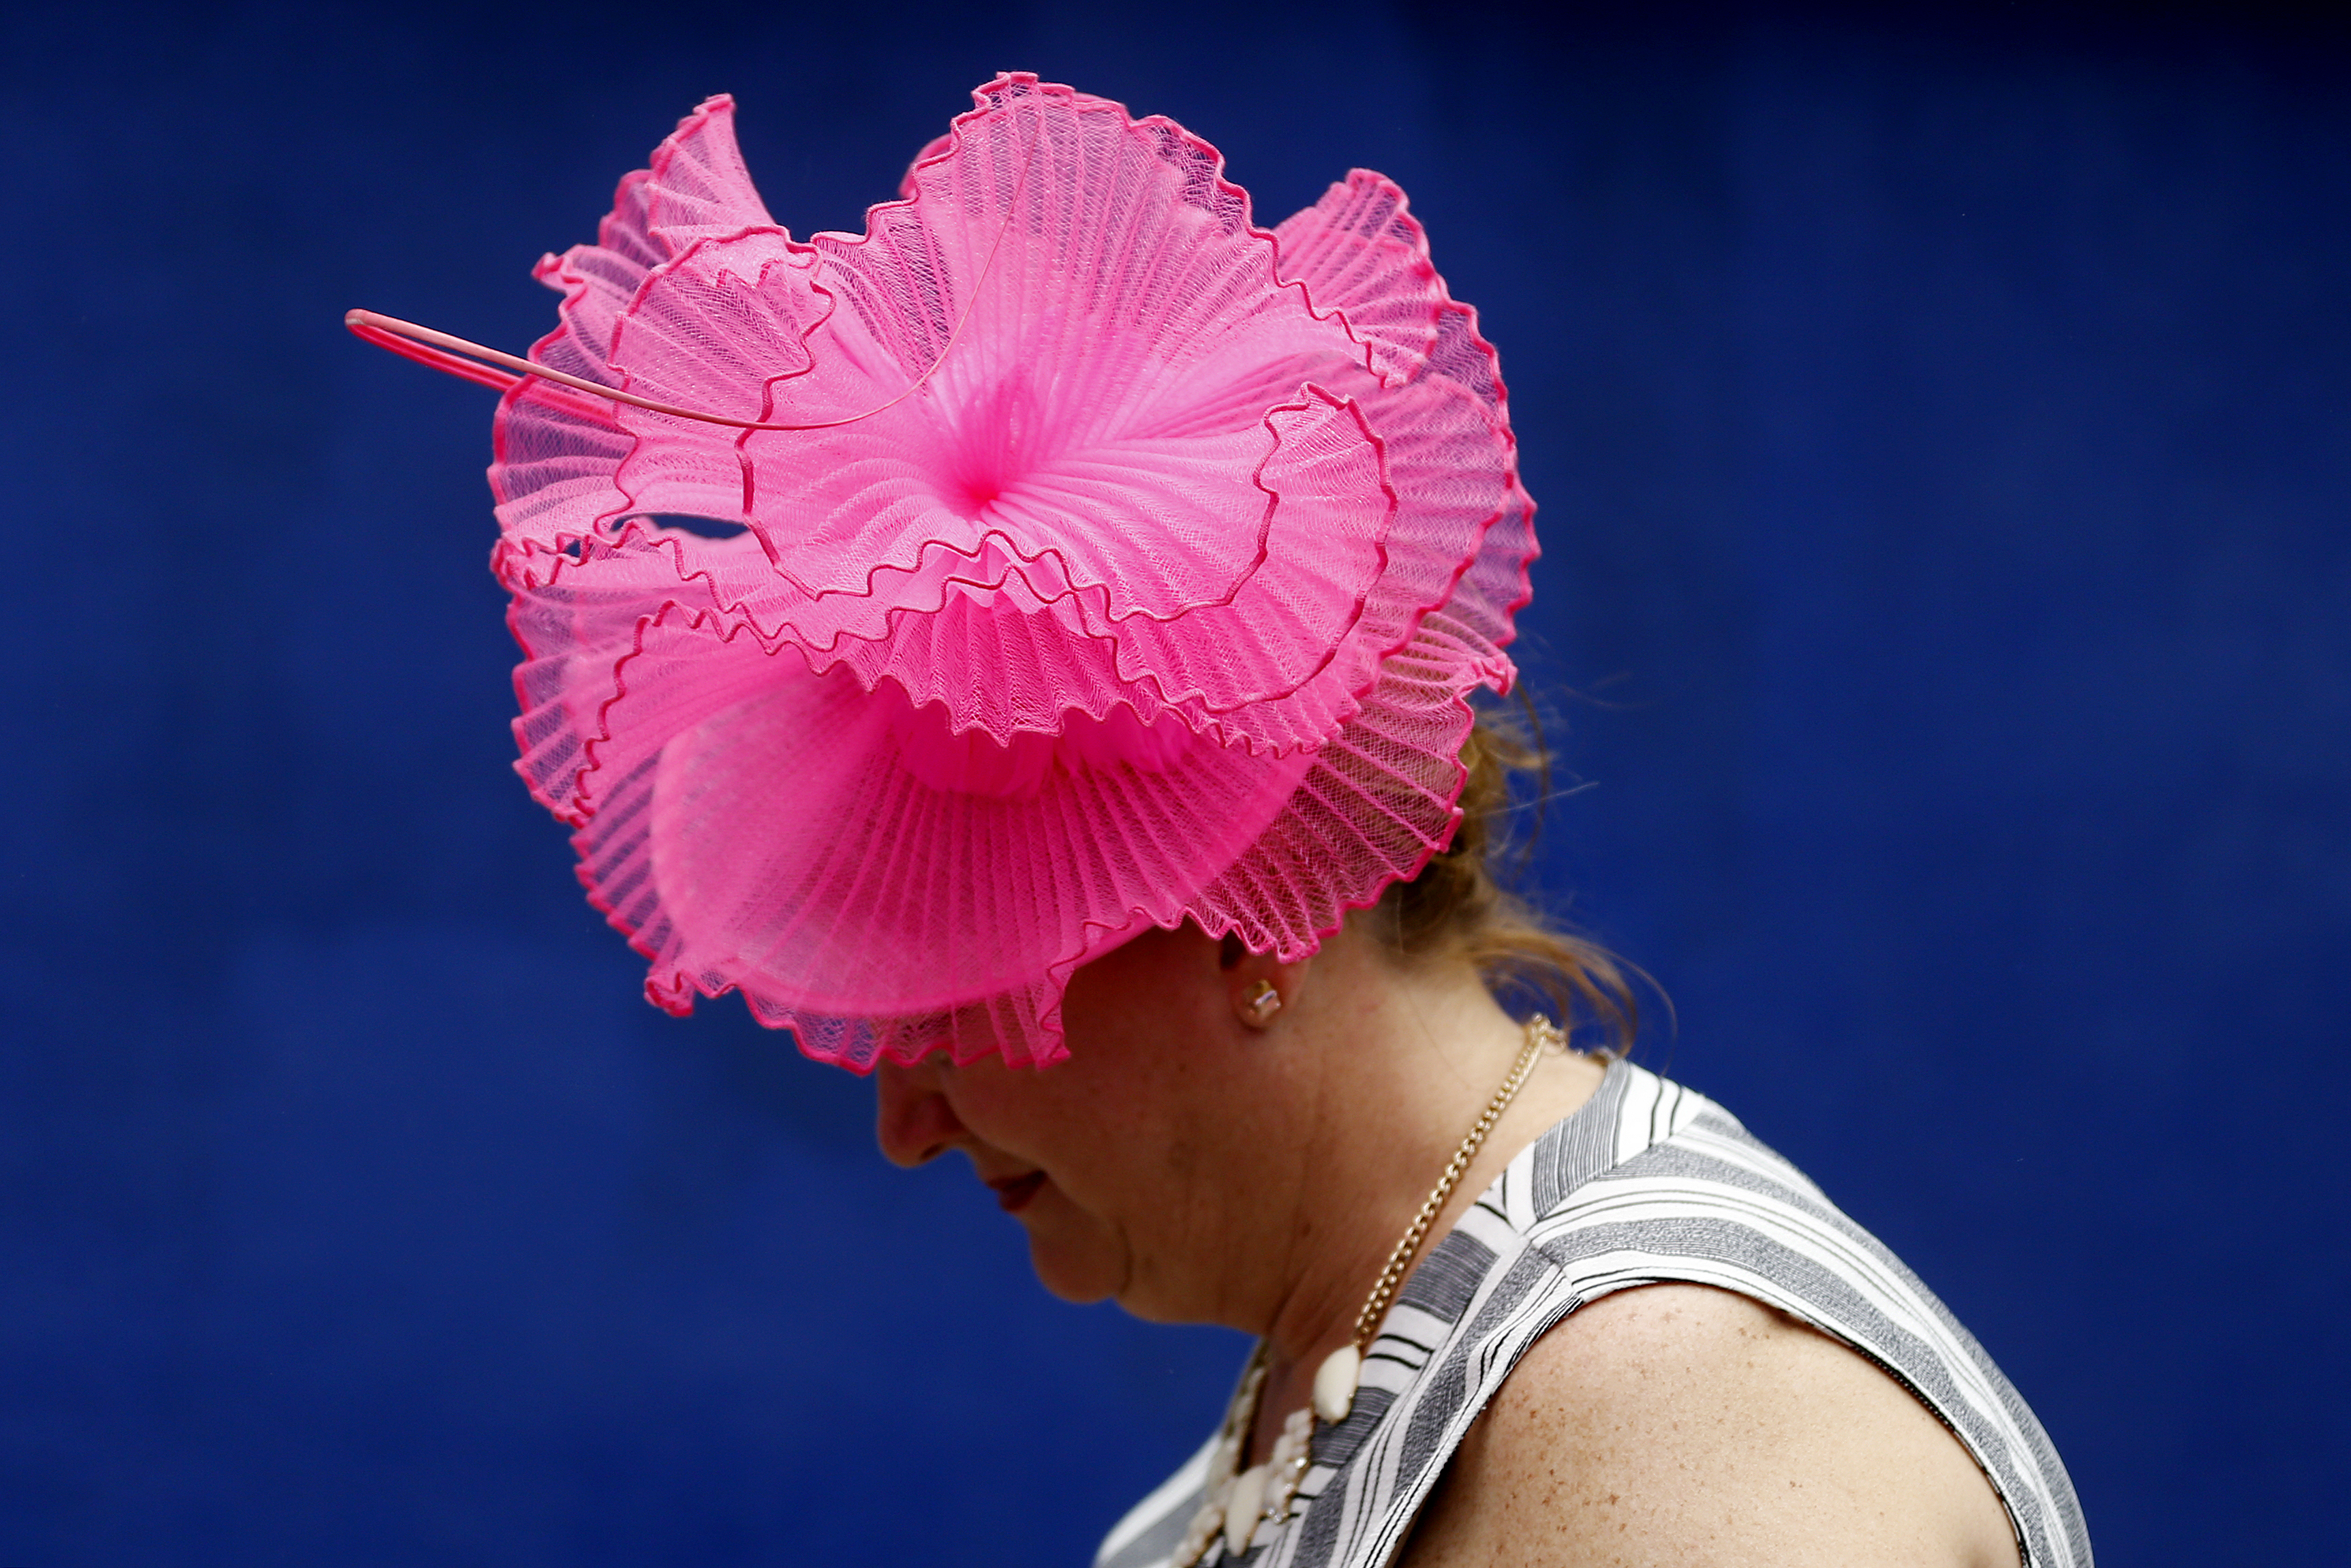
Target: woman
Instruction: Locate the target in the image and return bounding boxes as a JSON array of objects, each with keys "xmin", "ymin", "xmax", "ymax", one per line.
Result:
[
  {"xmin": 356, "ymin": 74, "xmax": 2088, "ymax": 1567},
  {"xmin": 886, "ymin": 750, "xmax": 2074, "ymax": 1568}
]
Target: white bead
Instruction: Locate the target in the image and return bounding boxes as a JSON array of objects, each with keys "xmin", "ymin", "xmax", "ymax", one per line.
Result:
[
  {"xmin": 1187, "ymin": 1494, "xmax": 1227, "ymax": 1558},
  {"xmin": 1224, "ymin": 1464, "xmax": 1270, "ymax": 1554},
  {"xmin": 1312, "ymin": 1344, "xmax": 1361, "ymax": 1424},
  {"xmin": 1270, "ymin": 1447, "xmax": 1306, "ymax": 1513}
]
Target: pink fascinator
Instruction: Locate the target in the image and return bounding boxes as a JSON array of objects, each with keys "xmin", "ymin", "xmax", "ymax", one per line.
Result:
[{"xmin": 354, "ymin": 74, "xmax": 1537, "ymax": 1068}]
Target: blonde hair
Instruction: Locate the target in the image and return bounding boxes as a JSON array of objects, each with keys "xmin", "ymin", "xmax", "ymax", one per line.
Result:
[{"xmin": 1371, "ymin": 703, "xmax": 1643, "ymax": 1056}]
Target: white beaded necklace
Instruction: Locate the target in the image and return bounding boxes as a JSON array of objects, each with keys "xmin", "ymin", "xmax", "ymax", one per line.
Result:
[{"xmin": 1173, "ymin": 1015, "xmax": 1567, "ymax": 1565}]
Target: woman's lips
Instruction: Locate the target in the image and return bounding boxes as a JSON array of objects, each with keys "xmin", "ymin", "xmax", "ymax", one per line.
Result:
[{"xmin": 989, "ymin": 1171, "xmax": 1047, "ymax": 1213}]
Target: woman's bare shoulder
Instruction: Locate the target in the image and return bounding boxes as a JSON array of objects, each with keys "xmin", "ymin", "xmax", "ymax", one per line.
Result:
[{"xmin": 1400, "ymin": 1282, "xmax": 2019, "ymax": 1568}]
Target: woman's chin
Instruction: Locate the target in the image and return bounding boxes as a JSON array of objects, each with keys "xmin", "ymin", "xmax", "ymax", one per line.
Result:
[
  {"xmin": 1017, "ymin": 1199, "xmax": 1127, "ymax": 1304},
  {"xmin": 1026, "ymin": 1240, "xmax": 1122, "ymax": 1304}
]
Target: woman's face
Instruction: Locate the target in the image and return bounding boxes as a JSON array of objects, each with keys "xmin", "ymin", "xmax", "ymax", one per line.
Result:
[{"xmin": 875, "ymin": 922, "xmax": 1288, "ymax": 1319}]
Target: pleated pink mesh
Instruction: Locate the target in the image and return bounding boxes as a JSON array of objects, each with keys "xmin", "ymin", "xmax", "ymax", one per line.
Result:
[{"xmin": 487, "ymin": 74, "xmax": 1537, "ymax": 1067}]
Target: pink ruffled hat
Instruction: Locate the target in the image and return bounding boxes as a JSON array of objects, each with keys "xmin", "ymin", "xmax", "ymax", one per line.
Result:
[{"xmin": 355, "ymin": 74, "xmax": 1537, "ymax": 1069}]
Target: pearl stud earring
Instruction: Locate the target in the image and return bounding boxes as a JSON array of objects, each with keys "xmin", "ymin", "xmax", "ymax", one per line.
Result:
[{"xmin": 1240, "ymin": 979, "xmax": 1282, "ymax": 1027}]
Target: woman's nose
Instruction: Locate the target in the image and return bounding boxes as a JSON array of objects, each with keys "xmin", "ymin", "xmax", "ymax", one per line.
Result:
[{"xmin": 874, "ymin": 1058, "xmax": 966, "ymax": 1168}]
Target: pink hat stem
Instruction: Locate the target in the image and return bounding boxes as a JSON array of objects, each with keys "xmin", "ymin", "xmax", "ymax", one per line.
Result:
[{"xmin": 347, "ymin": 309, "xmax": 782, "ymax": 428}]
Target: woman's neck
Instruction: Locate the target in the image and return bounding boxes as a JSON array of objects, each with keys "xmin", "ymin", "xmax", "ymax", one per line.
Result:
[{"xmin": 1233, "ymin": 938, "xmax": 1609, "ymax": 1461}]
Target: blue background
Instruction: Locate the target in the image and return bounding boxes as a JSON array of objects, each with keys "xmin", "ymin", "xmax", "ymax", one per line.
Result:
[{"xmin": 3, "ymin": 1, "xmax": 2344, "ymax": 1561}]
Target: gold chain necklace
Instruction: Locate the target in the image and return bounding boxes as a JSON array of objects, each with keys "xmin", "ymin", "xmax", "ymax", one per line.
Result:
[{"xmin": 1175, "ymin": 1015, "xmax": 1566, "ymax": 1565}]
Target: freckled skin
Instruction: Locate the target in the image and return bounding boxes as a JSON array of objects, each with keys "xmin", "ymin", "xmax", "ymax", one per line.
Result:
[
  {"xmin": 876, "ymin": 918, "xmax": 2019, "ymax": 1566},
  {"xmin": 1400, "ymin": 1285, "xmax": 2021, "ymax": 1568}
]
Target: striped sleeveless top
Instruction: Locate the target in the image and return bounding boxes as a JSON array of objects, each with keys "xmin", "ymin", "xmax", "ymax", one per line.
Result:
[{"xmin": 1096, "ymin": 1059, "xmax": 2091, "ymax": 1568}]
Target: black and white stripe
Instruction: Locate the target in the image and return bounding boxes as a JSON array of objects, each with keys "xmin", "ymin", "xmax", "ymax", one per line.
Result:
[{"xmin": 1096, "ymin": 1060, "xmax": 2091, "ymax": 1568}]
